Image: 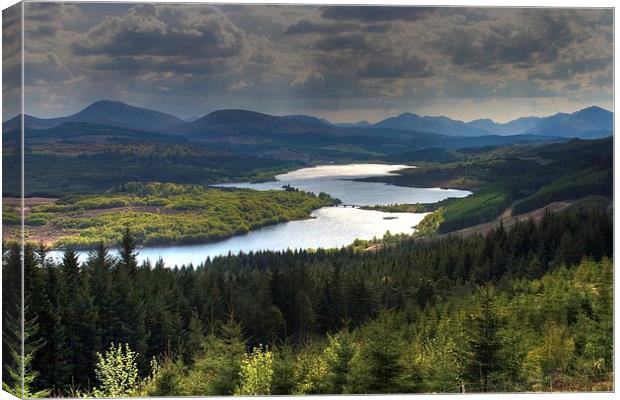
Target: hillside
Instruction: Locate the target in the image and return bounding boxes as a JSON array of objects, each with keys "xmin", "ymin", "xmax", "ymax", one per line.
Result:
[
  {"xmin": 360, "ymin": 138, "xmax": 612, "ymax": 234},
  {"xmin": 2, "ymin": 100, "xmax": 185, "ymax": 131}
]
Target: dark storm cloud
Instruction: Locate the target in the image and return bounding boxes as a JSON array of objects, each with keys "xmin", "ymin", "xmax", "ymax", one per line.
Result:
[
  {"xmin": 73, "ymin": 4, "xmax": 242, "ymax": 58},
  {"xmin": 290, "ymin": 70, "xmax": 372, "ymax": 99},
  {"xmin": 315, "ymin": 34, "xmax": 370, "ymax": 52},
  {"xmin": 284, "ymin": 19, "xmax": 358, "ymax": 35},
  {"xmin": 528, "ymin": 57, "xmax": 612, "ymax": 81},
  {"xmin": 321, "ymin": 6, "xmax": 436, "ymax": 22},
  {"xmin": 435, "ymin": 10, "xmax": 601, "ymax": 71},
  {"xmin": 284, "ymin": 19, "xmax": 392, "ymax": 35},
  {"xmin": 363, "ymin": 24, "xmax": 392, "ymax": 33},
  {"xmin": 91, "ymin": 56, "xmax": 230, "ymax": 76},
  {"xmin": 3, "ymin": 3, "xmax": 22, "ymax": 119},
  {"xmin": 358, "ymin": 55, "xmax": 433, "ymax": 79}
]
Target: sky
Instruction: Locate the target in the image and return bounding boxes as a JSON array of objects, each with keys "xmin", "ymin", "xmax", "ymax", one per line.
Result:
[{"xmin": 4, "ymin": 3, "xmax": 614, "ymax": 123}]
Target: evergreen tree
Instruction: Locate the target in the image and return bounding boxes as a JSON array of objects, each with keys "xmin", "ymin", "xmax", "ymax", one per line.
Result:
[
  {"xmin": 2, "ymin": 312, "xmax": 50, "ymax": 398},
  {"xmin": 186, "ymin": 310, "xmax": 206, "ymax": 355},
  {"xmin": 346, "ymin": 309, "xmax": 412, "ymax": 393},
  {"xmin": 59, "ymin": 248, "xmax": 98, "ymax": 387},
  {"xmin": 462, "ymin": 286, "xmax": 506, "ymax": 392},
  {"xmin": 85, "ymin": 243, "xmax": 117, "ymax": 352},
  {"xmin": 185, "ymin": 312, "xmax": 245, "ymax": 395}
]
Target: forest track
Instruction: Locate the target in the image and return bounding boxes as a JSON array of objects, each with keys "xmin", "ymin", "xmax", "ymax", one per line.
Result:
[
  {"xmin": 363, "ymin": 200, "xmax": 573, "ymax": 252},
  {"xmin": 448, "ymin": 201, "xmax": 573, "ymax": 238}
]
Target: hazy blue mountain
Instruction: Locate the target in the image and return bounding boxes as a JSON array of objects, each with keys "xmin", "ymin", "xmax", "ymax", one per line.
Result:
[
  {"xmin": 2, "ymin": 114, "xmax": 54, "ymax": 131},
  {"xmin": 5, "ymin": 101, "xmax": 610, "ymax": 140},
  {"xmin": 334, "ymin": 120, "xmax": 373, "ymax": 128},
  {"xmin": 168, "ymin": 109, "xmax": 332, "ymax": 136},
  {"xmin": 467, "ymin": 118, "xmax": 497, "ymax": 132},
  {"xmin": 369, "ymin": 106, "xmax": 612, "ymax": 138},
  {"xmin": 467, "ymin": 116, "xmax": 541, "ymax": 135},
  {"xmin": 183, "ymin": 115, "xmax": 203, "ymax": 122},
  {"xmin": 373, "ymin": 112, "xmax": 492, "ymax": 136},
  {"xmin": 284, "ymin": 114, "xmax": 331, "ymax": 126},
  {"xmin": 3, "ymin": 100, "xmax": 185, "ymax": 132},
  {"xmin": 531, "ymin": 106, "xmax": 612, "ymax": 138},
  {"xmin": 466, "ymin": 106, "xmax": 612, "ymax": 138}
]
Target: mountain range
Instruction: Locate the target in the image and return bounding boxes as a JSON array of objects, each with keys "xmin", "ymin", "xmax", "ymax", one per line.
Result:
[
  {"xmin": 3, "ymin": 100, "xmax": 613, "ymax": 140},
  {"xmin": 3, "ymin": 100, "xmax": 613, "ymax": 197}
]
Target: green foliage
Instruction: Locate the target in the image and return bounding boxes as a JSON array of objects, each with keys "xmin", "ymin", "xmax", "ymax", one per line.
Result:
[
  {"xmin": 185, "ymin": 315, "xmax": 245, "ymax": 396},
  {"xmin": 346, "ymin": 309, "xmax": 417, "ymax": 393},
  {"xmin": 2, "ymin": 313, "xmax": 51, "ymax": 398},
  {"xmin": 292, "ymin": 345, "xmax": 330, "ymax": 394},
  {"xmin": 461, "ymin": 286, "xmax": 510, "ymax": 392},
  {"xmin": 2, "ymin": 204, "xmax": 20, "ymax": 225},
  {"xmin": 439, "ymin": 188, "xmax": 512, "ymax": 233},
  {"xmin": 512, "ymin": 168, "xmax": 612, "ymax": 215},
  {"xmin": 94, "ymin": 343, "xmax": 140, "ymax": 397},
  {"xmin": 235, "ymin": 346, "xmax": 274, "ymax": 395},
  {"xmin": 141, "ymin": 356, "xmax": 185, "ymax": 397},
  {"xmin": 415, "ymin": 208, "xmax": 445, "ymax": 236},
  {"xmin": 323, "ymin": 331, "xmax": 355, "ymax": 393},
  {"xmin": 17, "ymin": 182, "xmax": 336, "ymax": 248},
  {"xmin": 360, "ymin": 203, "xmax": 429, "ymax": 213}
]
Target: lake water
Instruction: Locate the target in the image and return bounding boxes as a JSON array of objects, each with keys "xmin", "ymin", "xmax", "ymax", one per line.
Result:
[
  {"xmin": 215, "ymin": 163, "xmax": 469, "ymax": 206},
  {"xmin": 51, "ymin": 164, "xmax": 471, "ymax": 266}
]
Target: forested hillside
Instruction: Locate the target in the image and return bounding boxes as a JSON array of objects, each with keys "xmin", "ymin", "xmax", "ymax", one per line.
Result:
[
  {"xmin": 3, "ymin": 206, "xmax": 612, "ymax": 396},
  {"xmin": 363, "ymin": 138, "xmax": 612, "ymax": 234}
]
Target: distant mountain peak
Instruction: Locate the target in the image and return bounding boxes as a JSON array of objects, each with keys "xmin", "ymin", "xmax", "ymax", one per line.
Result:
[
  {"xmin": 572, "ymin": 105, "xmax": 611, "ymax": 117},
  {"xmin": 88, "ymin": 99, "xmax": 127, "ymax": 106}
]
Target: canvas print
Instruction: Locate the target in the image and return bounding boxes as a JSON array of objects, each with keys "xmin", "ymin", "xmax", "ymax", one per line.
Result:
[{"xmin": 1, "ymin": 2, "xmax": 614, "ymax": 397}]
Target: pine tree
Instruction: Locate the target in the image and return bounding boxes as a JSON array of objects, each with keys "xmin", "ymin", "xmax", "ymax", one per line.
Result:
[
  {"xmin": 85, "ymin": 243, "xmax": 116, "ymax": 352},
  {"xmin": 185, "ymin": 312, "xmax": 245, "ymax": 395},
  {"xmin": 2, "ymin": 310, "xmax": 50, "ymax": 398},
  {"xmin": 111, "ymin": 230, "xmax": 148, "ymax": 368},
  {"xmin": 2, "ymin": 242, "xmax": 22, "ymax": 384},
  {"xmin": 346, "ymin": 308, "xmax": 412, "ymax": 393},
  {"xmin": 462, "ymin": 286, "xmax": 506, "ymax": 392},
  {"xmin": 187, "ymin": 310, "xmax": 206, "ymax": 354},
  {"xmin": 323, "ymin": 330, "xmax": 355, "ymax": 393}
]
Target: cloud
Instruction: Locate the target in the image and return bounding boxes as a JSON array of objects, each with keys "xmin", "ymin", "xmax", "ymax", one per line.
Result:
[
  {"xmin": 315, "ymin": 34, "xmax": 369, "ymax": 52},
  {"xmin": 321, "ymin": 6, "xmax": 436, "ymax": 22},
  {"xmin": 18, "ymin": 5, "xmax": 613, "ymax": 123},
  {"xmin": 442, "ymin": 77, "xmax": 561, "ymax": 100},
  {"xmin": 284, "ymin": 19, "xmax": 358, "ymax": 35},
  {"xmin": 358, "ymin": 54, "xmax": 432, "ymax": 79},
  {"xmin": 433, "ymin": 9, "xmax": 606, "ymax": 70},
  {"xmin": 291, "ymin": 71, "xmax": 325, "ymax": 89},
  {"xmin": 72, "ymin": 4, "xmax": 243, "ymax": 58},
  {"xmin": 529, "ymin": 57, "xmax": 612, "ymax": 81}
]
